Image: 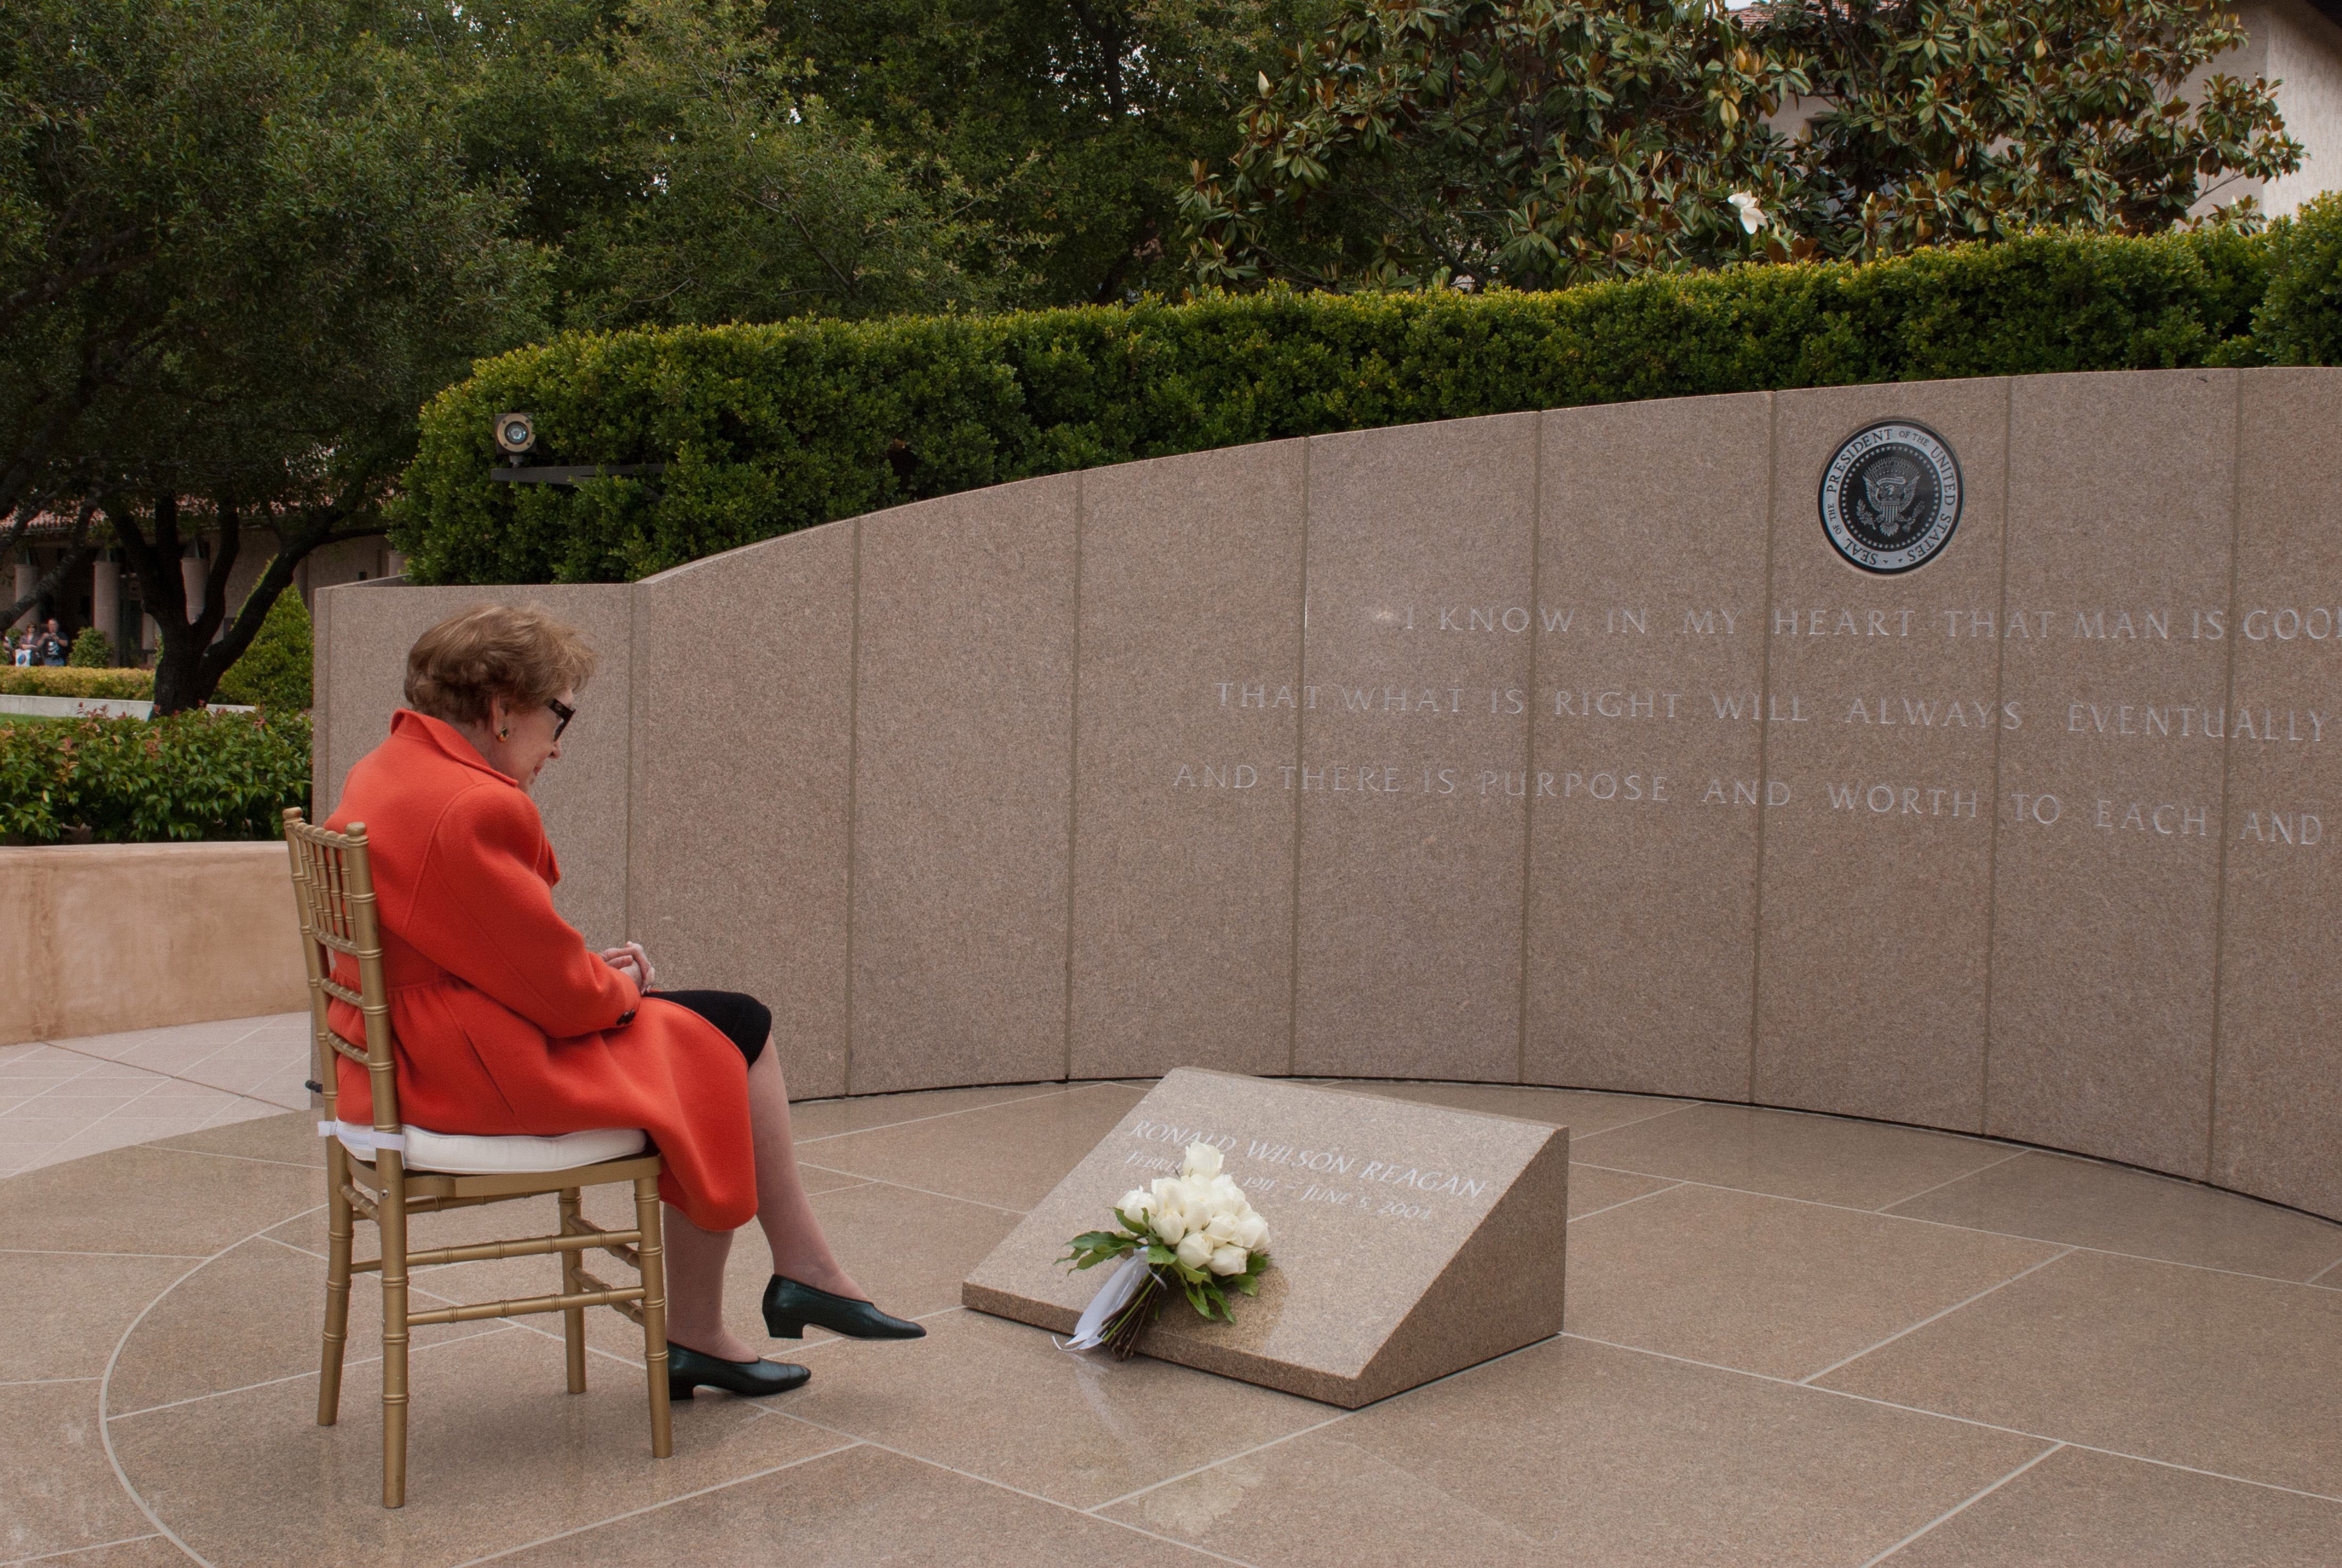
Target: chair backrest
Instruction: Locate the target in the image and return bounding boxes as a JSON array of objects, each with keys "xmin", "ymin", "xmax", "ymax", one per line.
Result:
[{"xmin": 284, "ymin": 808, "xmax": 402, "ymax": 1136}]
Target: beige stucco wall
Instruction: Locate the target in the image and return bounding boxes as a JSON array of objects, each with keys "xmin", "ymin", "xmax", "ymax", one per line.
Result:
[
  {"xmin": 2257, "ymin": 0, "xmax": 2342, "ymax": 213},
  {"xmin": 0, "ymin": 843, "xmax": 309, "ymax": 1046}
]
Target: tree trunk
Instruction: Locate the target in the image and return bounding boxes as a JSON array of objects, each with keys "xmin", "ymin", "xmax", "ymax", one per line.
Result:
[{"xmin": 109, "ymin": 489, "xmax": 371, "ymax": 715}]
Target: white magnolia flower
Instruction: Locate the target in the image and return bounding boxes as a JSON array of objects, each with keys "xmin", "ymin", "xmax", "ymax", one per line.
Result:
[
  {"xmin": 1728, "ymin": 192, "xmax": 1767, "ymax": 234},
  {"xmin": 1117, "ymin": 1187, "xmax": 1152, "ymax": 1216},
  {"xmin": 1182, "ymin": 1143, "xmax": 1224, "ymax": 1181},
  {"xmin": 1208, "ymin": 1244, "xmax": 1249, "ymax": 1276},
  {"xmin": 1176, "ymin": 1232, "xmax": 1215, "ymax": 1270},
  {"xmin": 1236, "ymin": 1213, "xmax": 1268, "ymax": 1250},
  {"xmin": 1204, "ymin": 1211, "xmax": 1242, "ymax": 1243}
]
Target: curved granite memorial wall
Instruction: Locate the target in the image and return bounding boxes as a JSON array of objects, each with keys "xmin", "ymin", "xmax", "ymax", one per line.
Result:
[{"xmin": 316, "ymin": 367, "xmax": 2342, "ymax": 1223}]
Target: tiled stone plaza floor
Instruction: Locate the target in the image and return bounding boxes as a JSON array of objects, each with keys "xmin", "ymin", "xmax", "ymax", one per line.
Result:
[{"xmin": 5, "ymin": 1017, "xmax": 2341, "ymax": 1566}]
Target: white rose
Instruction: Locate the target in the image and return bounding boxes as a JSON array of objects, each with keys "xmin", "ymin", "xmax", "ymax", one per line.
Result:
[
  {"xmin": 1204, "ymin": 1211, "xmax": 1241, "ymax": 1243},
  {"xmin": 1176, "ymin": 1177, "xmax": 1215, "ymax": 1214},
  {"xmin": 1150, "ymin": 1200, "xmax": 1188, "ymax": 1243},
  {"xmin": 1207, "ymin": 1174, "xmax": 1245, "ymax": 1211},
  {"xmin": 1117, "ymin": 1188, "xmax": 1152, "ymax": 1217},
  {"xmin": 1176, "ymin": 1232, "xmax": 1215, "ymax": 1270},
  {"xmin": 1236, "ymin": 1214, "xmax": 1268, "ymax": 1250},
  {"xmin": 1208, "ymin": 1244, "xmax": 1249, "ymax": 1276},
  {"xmin": 1183, "ymin": 1143, "xmax": 1224, "ymax": 1180}
]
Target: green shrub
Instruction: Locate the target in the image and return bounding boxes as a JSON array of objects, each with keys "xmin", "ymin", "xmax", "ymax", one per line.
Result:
[
  {"xmin": 0, "ymin": 666, "xmax": 154, "ymax": 699},
  {"xmin": 393, "ymin": 227, "xmax": 2295, "ymax": 585},
  {"xmin": 214, "ymin": 585, "xmax": 314, "ymax": 712},
  {"xmin": 68, "ymin": 626, "xmax": 114, "ymax": 667},
  {"xmin": 2246, "ymin": 193, "xmax": 2342, "ymax": 368},
  {"xmin": 0, "ymin": 710, "xmax": 311, "ymax": 844}
]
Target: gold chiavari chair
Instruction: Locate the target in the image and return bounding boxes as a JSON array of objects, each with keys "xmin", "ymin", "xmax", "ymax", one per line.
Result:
[{"xmin": 283, "ymin": 808, "xmax": 673, "ymax": 1508}]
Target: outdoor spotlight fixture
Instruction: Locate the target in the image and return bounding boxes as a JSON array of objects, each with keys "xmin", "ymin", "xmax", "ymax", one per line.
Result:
[{"xmin": 494, "ymin": 411, "xmax": 537, "ymax": 457}]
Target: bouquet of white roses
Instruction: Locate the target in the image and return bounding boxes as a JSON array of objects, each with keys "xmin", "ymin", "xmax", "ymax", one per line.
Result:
[{"xmin": 1061, "ymin": 1142, "xmax": 1273, "ymax": 1359}]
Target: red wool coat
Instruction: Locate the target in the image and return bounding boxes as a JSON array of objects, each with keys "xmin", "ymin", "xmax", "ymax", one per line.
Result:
[{"xmin": 325, "ymin": 710, "xmax": 755, "ymax": 1230}]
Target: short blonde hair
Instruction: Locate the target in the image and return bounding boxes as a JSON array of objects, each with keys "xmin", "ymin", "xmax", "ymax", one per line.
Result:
[{"xmin": 404, "ymin": 603, "xmax": 596, "ymax": 726}]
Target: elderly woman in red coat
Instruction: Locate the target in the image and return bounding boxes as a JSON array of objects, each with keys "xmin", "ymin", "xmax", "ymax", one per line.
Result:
[{"xmin": 325, "ymin": 603, "xmax": 919, "ymax": 1401}]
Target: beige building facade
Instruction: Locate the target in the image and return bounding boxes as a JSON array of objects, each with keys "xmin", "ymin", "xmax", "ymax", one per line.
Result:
[{"xmin": 8, "ymin": 525, "xmax": 398, "ymax": 662}]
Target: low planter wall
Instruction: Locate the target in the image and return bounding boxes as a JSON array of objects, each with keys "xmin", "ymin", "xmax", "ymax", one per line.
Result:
[{"xmin": 0, "ymin": 843, "xmax": 309, "ymax": 1046}]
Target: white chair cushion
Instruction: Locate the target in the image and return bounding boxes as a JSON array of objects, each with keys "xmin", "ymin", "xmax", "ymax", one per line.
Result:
[{"xmin": 332, "ymin": 1120, "xmax": 646, "ymax": 1175}]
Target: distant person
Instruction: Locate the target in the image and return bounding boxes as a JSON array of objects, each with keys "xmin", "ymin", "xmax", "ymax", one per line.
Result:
[
  {"xmin": 9, "ymin": 631, "xmax": 30, "ymax": 667},
  {"xmin": 323, "ymin": 601, "xmax": 922, "ymax": 1404},
  {"xmin": 36, "ymin": 620, "xmax": 69, "ymax": 666}
]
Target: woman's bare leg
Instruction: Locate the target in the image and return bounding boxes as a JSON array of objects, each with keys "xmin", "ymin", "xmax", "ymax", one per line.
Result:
[
  {"xmin": 744, "ymin": 1039, "xmax": 863, "ymax": 1299},
  {"xmin": 661, "ymin": 1210, "xmax": 753, "ymax": 1360},
  {"xmin": 659, "ymin": 1039, "xmax": 864, "ymax": 1361}
]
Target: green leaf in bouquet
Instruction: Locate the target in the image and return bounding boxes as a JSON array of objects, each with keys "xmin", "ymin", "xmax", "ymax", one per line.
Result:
[{"xmin": 1061, "ymin": 1230, "xmax": 1138, "ymax": 1271}]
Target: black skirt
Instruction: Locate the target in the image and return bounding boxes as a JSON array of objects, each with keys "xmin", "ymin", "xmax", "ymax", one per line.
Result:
[{"xmin": 648, "ymin": 989, "xmax": 770, "ymax": 1068}]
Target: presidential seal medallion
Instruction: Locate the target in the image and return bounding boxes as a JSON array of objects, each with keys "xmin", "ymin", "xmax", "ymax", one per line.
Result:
[{"xmin": 1818, "ymin": 421, "xmax": 1962, "ymax": 574}]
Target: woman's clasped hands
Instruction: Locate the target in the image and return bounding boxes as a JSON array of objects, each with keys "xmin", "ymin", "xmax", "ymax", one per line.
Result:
[{"xmin": 600, "ymin": 942, "xmax": 656, "ymax": 993}]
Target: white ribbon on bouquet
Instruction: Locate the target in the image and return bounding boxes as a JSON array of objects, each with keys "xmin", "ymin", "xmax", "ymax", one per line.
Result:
[{"xmin": 1058, "ymin": 1251, "xmax": 1158, "ymax": 1351}]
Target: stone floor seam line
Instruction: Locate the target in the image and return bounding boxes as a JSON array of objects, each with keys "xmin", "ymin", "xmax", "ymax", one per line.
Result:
[
  {"xmin": 1797, "ymin": 1245, "xmax": 2076, "ymax": 1384},
  {"xmin": 255, "ymin": 1230, "xmax": 658, "ymax": 1375},
  {"xmin": 258, "ymin": 1227, "xmax": 684, "ymax": 1366},
  {"xmin": 771, "ymin": 1414, "xmax": 1263, "ymax": 1566},
  {"xmin": 95, "ymin": 1211, "xmax": 319, "ymax": 1568},
  {"xmin": 1565, "ymin": 1330, "xmax": 2342, "ymax": 1506},
  {"xmin": 789, "ymin": 1082, "xmax": 1099, "ymax": 1146},
  {"xmin": 439, "ymin": 1441, "xmax": 867, "ymax": 1568},
  {"xmin": 1857, "ymin": 1442, "xmax": 2064, "ymax": 1568},
  {"xmin": 1, "ymin": 1531, "xmax": 175, "ymax": 1567},
  {"xmin": 1554, "ymin": 1097, "xmax": 1710, "ymax": 1141},
  {"xmin": 1565, "ymin": 1162, "xmax": 2342, "ymax": 1287},
  {"xmin": 40, "ymin": 1035, "xmax": 303, "ymax": 1104},
  {"xmin": 1564, "ymin": 1180, "xmax": 1688, "ymax": 1224},
  {"xmin": 2304, "ymin": 1250, "xmax": 2342, "ymax": 1285},
  {"xmin": 0, "ymin": 1247, "xmax": 209, "ymax": 1259},
  {"xmin": 1081, "ymin": 1408, "xmax": 1355, "ymax": 1515},
  {"xmin": 0, "ymin": 1375, "xmax": 100, "ymax": 1389},
  {"xmin": 104, "ymin": 1324, "xmax": 521, "ymax": 1423},
  {"xmin": 1872, "ymin": 1147, "xmax": 2034, "ymax": 1211},
  {"xmin": 793, "ymin": 1163, "xmax": 1030, "ymax": 1214},
  {"xmin": 143, "ymin": 1143, "xmax": 321, "ymax": 1172}
]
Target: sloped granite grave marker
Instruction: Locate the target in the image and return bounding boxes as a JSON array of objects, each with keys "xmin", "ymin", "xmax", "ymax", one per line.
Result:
[{"xmin": 962, "ymin": 1069, "xmax": 1568, "ymax": 1407}]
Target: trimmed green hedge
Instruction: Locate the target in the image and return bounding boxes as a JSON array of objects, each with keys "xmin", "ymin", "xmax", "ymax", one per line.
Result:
[
  {"xmin": 0, "ymin": 711, "xmax": 311, "ymax": 844},
  {"xmin": 395, "ymin": 214, "xmax": 2339, "ymax": 587},
  {"xmin": 0, "ymin": 666, "xmax": 154, "ymax": 699}
]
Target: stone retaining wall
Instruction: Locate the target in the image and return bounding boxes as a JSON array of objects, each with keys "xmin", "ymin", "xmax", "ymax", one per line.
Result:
[
  {"xmin": 0, "ymin": 842, "xmax": 309, "ymax": 1045},
  {"xmin": 317, "ymin": 367, "xmax": 2342, "ymax": 1222}
]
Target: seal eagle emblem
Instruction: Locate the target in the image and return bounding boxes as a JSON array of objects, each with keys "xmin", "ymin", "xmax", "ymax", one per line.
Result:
[{"xmin": 1819, "ymin": 420, "xmax": 1961, "ymax": 574}]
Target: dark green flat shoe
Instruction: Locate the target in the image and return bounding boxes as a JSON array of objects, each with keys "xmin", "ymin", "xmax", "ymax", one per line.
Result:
[
  {"xmin": 666, "ymin": 1342, "xmax": 810, "ymax": 1399},
  {"xmin": 763, "ymin": 1275, "xmax": 926, "ymax": 1340}
]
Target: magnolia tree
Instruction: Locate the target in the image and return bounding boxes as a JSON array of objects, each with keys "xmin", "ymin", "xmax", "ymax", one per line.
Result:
[{"xmin": 1180, "ymin": 0, "xmax": 2305, "ymax": 291}]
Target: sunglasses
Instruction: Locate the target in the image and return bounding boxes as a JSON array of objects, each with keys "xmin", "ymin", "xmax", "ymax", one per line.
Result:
[{"xmin": 547, "ymin": 696, "xmax": 576, "ymax": 742}]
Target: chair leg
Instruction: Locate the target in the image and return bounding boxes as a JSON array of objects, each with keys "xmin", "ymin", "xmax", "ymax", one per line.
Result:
[
  {"xmin": 632, "ymin": 1176, "xmax": 673, "ymax": 1459},
  {"xmin": 558, "ymin": 1188, "xmax": 587, "ymax": 1394},
  {"xmin": 318, "ymin": 1145, "xmax": 354, "ymax": 1426},
  {"xmin": 377, "ymin": 1159, "xmax": 412, "ymax": 1509}
]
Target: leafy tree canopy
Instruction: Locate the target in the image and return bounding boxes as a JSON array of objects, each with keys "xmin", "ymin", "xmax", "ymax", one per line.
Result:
[
  {"xmin": 1180, "ymin": 0, "xmax": 2305, "ymax": 292},
  {"xmin": 2, "ymin": 0, "xmax": 542, "ymax": 710}
]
